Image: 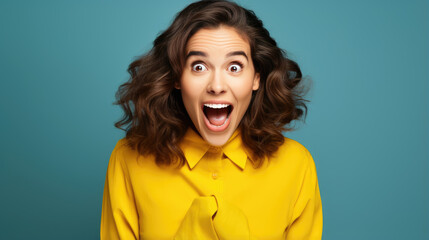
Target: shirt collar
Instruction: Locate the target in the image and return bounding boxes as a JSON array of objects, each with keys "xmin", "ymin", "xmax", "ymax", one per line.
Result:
[{"xmin": 179, "ymin": 128, "xmax": 249, "ymax": 170}]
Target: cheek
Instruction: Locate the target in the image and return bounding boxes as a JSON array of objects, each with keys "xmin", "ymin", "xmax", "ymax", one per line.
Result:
[
  {"xmin": 180, "ymin": 77, "xmax": 203, "ymax": 108},
  {"xmin": 231, "ymin": 77, "xmax": 255, "ymax": 101}
]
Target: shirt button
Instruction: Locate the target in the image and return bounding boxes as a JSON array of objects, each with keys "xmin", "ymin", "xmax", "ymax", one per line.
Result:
[{"xmin": 212, "ymin": 172, "xmax": 219, "ymax": 179}]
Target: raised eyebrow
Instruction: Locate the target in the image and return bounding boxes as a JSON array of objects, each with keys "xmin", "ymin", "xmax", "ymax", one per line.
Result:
[
  {"xmin": 185, "ymin": 51, "xmax": 207, "ymax": 60},
  {"xmin": 226, "ymin": 51, "xmax": 248, "ymax": 61}
]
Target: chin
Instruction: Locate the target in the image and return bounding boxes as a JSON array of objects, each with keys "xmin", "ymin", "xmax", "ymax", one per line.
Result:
[{"xmin": 200, "ymin": 129, "xmax": 234, "ymax": 146}]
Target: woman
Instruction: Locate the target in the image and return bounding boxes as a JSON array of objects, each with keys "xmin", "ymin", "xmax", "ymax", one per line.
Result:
[{"xmin": 100, "ymin": 0, "xmax": 323, "ymax": 239}]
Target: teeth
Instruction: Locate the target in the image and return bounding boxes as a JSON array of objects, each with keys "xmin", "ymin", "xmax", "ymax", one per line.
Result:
[{"xmin": 204, "ymin": 103, "xmax": 230, "ymax": 109}]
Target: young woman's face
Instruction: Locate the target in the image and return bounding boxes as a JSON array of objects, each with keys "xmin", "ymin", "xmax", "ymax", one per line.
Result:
[{"xmin": 179, "ymin": 25, "xmax": 260, "ymax": 146}]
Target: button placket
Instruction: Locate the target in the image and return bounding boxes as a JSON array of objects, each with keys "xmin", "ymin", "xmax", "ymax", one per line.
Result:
[{"xmin": 207, "ymin": 146, "xmax": 222, "ymax": 181}]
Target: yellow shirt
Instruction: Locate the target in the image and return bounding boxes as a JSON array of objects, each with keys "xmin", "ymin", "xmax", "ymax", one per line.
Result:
[{"xmin": 100, "ymin": 129, "xmax": 323, "ymax": 239}]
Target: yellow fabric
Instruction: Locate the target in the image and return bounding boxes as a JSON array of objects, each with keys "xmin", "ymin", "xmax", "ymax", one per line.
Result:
[{"xmin": 100, "ymin": 128, "xmax": 323, "ymax": 239}]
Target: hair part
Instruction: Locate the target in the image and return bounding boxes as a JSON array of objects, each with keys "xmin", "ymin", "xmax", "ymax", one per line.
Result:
[{"xmin": 115, "ymin": 0, "xmax": 308, "ymax": 168}]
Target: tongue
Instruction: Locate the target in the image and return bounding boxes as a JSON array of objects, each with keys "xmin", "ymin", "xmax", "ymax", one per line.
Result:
[{"xmin": 205, "ymin": 107, "xmax": 228, "ymax": 126}]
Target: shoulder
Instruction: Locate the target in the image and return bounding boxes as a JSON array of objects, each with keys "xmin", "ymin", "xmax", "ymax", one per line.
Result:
[
  {"xmin": 109, "ymin": 138, "xmax": 157, "ymax": 170},
  {"xmin": 108, "ymin": 138, "xmax": 141, "ymax": 166},
  {"xmin": 111, "ymin": 138, "xmax": 134, "ymax": 156},
  {"xmin": 269, "ymin": 137, "xmax": 314, "ymax": 170},
  {"xmin": 277, "ymin": 137, "xmax": 312, "ymax": 159},
  {"xmin": 113, "ymin": 138, "xmax": 142, "ymax": 155},
  {"xmin": 115, "ymin": 138, "xmax": 130, "ymax": 148}
]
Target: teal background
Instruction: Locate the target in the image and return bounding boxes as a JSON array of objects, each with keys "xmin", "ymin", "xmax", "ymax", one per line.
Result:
[{"xmin": 1, "ymin": 0, "xmax": 428, "ymax": 239}]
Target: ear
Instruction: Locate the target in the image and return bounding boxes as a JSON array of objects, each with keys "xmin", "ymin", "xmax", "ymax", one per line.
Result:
[
  {"xmin": 174, "ymin": 81, "xmax": 181, "ymax": 90},
  {"xmin": 252, "ymin": 73, "xmax": 260, "ymax": 90}
]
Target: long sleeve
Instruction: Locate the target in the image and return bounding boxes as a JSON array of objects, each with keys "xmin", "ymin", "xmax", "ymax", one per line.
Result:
[
  {"xmin": 100, "ymin": 141, "xmax": 139, "ymax": 240},
  {"xmin": 284, "ymin": 151, "xmax": 323, "ymax": 240}
]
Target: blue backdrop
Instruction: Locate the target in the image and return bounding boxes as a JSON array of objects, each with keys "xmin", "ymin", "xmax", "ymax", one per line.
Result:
[{"xmin": 1, "ymin": 0, "xmax": 428, "ymax": 239}]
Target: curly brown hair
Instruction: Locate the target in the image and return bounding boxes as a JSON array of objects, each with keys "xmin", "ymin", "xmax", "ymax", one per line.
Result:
[{"xmin": 115, "ymin": 0, "xmax": 307, "ymax": 168}]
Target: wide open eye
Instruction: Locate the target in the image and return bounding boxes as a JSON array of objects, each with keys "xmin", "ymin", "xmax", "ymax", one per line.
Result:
[
  {"xmin": 228, "ymin": 62, "xmax": 243, "ymax": 73},
  {"xmin": 192, "ymin": 63, "xmax": 207, "ymax": 72}
]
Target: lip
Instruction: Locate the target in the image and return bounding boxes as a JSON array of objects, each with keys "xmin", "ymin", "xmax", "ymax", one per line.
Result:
[{"xmin": 201, "ymin": 100, "xmax": 234, "ymax": 132}]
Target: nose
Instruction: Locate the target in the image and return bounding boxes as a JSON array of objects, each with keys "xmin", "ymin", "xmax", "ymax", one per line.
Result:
[{"xmin": 206, "ymin": 70, "xmax": 227, "ymax": 94}]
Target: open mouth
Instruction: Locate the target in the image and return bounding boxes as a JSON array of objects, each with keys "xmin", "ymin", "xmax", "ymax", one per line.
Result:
[{"xmin": 203, "ymin": 103, "xmax": 233, "ymax": 127}]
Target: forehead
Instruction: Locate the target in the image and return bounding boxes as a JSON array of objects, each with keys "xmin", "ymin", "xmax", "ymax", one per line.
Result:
[{"xmin": 186, "ymin": 26, "xmax": 250, "ymax": 53}]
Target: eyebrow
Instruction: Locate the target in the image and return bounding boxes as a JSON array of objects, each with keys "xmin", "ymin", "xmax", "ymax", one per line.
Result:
[
  {"xmin": 226, "ymin": 51, "xmax": 248, "ymax": 61},
  {"xmin": 185, "ymin": 50, "xmax": 249, "ymax": 61},
  {"xmin": 185, "ymin": 51, "xmax": 207, "ymax": 60}
]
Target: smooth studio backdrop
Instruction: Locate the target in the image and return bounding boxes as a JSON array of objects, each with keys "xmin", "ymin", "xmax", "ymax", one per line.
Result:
[{"xmin": 1, "ymin": 0, "xmax": 428, "ymax": 239}]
